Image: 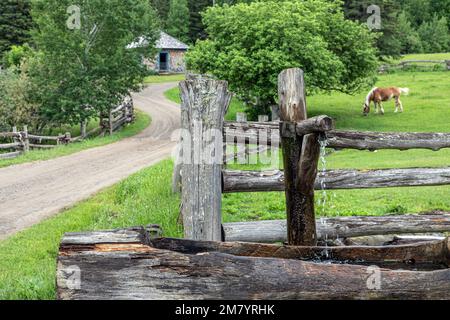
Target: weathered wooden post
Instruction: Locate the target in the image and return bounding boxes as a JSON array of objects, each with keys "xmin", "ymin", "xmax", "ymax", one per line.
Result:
[
  {"xmin": 22, "ymin": 125, "xmax": 30, "ymax": 152},
  {"xmin": 278, "ymin": 68, "xmax": 320, "ymax": 246},
  {"xmin": 446, "ymin": 60, "xmax": 450, "ymax": 71},
  {"xmin": 180, "ymin": 76, "xmax": 232, "ymax": 241}
]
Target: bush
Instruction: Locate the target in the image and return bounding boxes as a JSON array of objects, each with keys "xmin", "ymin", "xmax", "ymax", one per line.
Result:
[
  {"xmin": 0, "ymin": 61, "xmax": 39, "ymax": 131},
  {"xmin": 186, "ymin": 0, "xmax": 378, "ymax": 118}
]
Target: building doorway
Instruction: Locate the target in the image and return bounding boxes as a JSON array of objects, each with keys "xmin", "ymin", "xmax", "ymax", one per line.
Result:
[{"xmin": 159, "ymin": 52, "xmax": 169, "ymax": 72}]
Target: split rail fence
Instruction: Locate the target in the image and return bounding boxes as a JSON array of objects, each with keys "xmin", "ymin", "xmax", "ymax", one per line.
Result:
[
  {"xmin": 0, "ymin": 98, "xmax": 134, "ymax": 160},
  {"xmin": 178, "ymin": 68, "xmax": 450, "ymax": 244}
]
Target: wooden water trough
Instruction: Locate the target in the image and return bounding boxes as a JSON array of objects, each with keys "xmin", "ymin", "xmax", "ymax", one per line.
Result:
[
  {"xmin": 57, "ymin": 228, "xmax": 450, "ymax": 300},
  {"xmin": 57, "ymin": 69, "xmax": 450, "ymax": 300}
]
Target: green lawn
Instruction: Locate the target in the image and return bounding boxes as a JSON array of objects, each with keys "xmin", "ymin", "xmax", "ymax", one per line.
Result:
[
  {"xmin": 398, "ymin": 52, "xmax": 450, "ymax": 62},
  {"xmin": 1, "ymin": 69, "xmax": 450, "ymax": 300},
  {"xmin": 0, "ymin": 110, "xmax": 151, "ymax": 169},
  {"xmin": 144, "ymin": 74, "xmax": 185, "ymax": 84}
]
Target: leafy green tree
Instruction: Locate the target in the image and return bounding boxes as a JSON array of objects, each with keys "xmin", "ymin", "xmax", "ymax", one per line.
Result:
[
  {"xmin": 187, "ymin": 0, "xmax": 378, "ymax": 118},
  {"xmin": 2, "ymin": 44, "xmax": 33, "ymax": 68},
  {"xmin": 0, "ymin": 0, "xmax": 33, "ymax": 60},
  {"xmin": 418, "ymin": 15, "xmax": 450, "ymax": 53},
  {"xmin": 166, "ymin": 0, "xmax": 190, "ymax": 43},
  {"xmin": 151, "ymin": 0, "xmax": 170, "ymax": 26},
  {"xmin": 397, "ymin": 11, "xmax": 423, "ymax": 53},
  {"xmin": 0, "ymin": 61, "xmax": 39, "ymax": 131},
  {"xmin": 187, "ymin": 0, "xmax": 212, "ymax": 42},
  {"xmin": 344, "ymin": 0, "xmax": 402, "ymax": 57},
  {"xmin": 30, "ymin": 0, "xmax": 159, "ymax": 129}
]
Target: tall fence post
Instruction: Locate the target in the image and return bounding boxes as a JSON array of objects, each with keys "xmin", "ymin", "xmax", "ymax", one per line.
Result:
[
  {"xmin": 22, "ymin": 125, "xmax": 30, "ymax": 152},
  {"xmin": 278, "ymin": 68, "xmax": 318, "ymax": 246},
  {"xmin": 179, "ymin": 76, "xmax": 232, "ymax": 241}
]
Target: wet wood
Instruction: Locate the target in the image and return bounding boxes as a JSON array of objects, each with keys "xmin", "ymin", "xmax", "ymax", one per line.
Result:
[
  {"xmin": 179, "ymin": 77, "xmax": 232, "ymax": 241},
  {"xmin": 223, "ymin": 212, "xmax": 450, "ymax": 243},
  {"xmin": 278, "ymin": 68, "xmax": 313, "ymax": 246},
  {"xmin": 57, "ymin": 229, "xmax": 450, "ymax": 300},
  {"xmin": 222, "ymin": 167, "xmax": 450, "ymax": 192}
]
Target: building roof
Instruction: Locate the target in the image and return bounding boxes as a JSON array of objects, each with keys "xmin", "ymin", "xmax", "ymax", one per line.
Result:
[{"xmin": 127, "ymin": 31, "xmax": 189, "ymax": 50}]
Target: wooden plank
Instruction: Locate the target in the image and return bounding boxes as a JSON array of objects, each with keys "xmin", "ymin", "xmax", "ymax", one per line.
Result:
[
  {"xmin": 179, "ymin": 76, "xmax": 232, "ymax": 241},
  {"xmin": 29, "ymin": 143, "xmax": 56, "ymax": 149},
  {"xmin": 326, "ymin": 130, "xmax": 450, "ymax": 151},
  {"xmin": 0, "ymin": 132, "xmax": 21, "ymax": 138},
  {"xmin": 57, "ymin": 231, "xmax": 450, "ymax": 300},
  {"xmin": 0, "ymin": 142, "xmax": 21, "ymax": 150},
  {"xmin": 0, "ymin": 151, "xmax": 22, "ymax": 159},
  {"xmin": 223, "ymin": 167, "xmax": 450, "ymax": 192},
  {"xmin": 223, "ymin": 212, "xmax": 450, "ymax": 243},
  {"xmin": 28, "ymin": 134, "xmax": 60, "ymax": 141},
  {"xmin": 278, "ymin": 68, "xmax": 312, "ymax": 246}
]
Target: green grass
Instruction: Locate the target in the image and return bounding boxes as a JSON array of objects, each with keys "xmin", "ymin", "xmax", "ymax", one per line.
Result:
[
  {"xmin": 0, "ymin": 160, "xmax": 182, "ymax": 300},
  {"xmin": 0, "ymin": 110, "xmax": 151, "ymax": 168},
  {"xmin": 144, "ymin": 74, "xmax": 185, "ymax": 84},
  {"xmin": 398, "ymin": 52, "xmax": 450, "ymax": 62}
]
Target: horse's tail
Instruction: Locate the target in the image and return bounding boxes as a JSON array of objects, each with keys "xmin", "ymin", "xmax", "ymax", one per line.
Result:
[{"xmin": 400, "ymin": 88, "xmax": 410, "ymax": 95}]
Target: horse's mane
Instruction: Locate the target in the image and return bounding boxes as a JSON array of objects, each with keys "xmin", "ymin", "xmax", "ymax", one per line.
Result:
[{"xmin": 365, "ymin": 87, "xmax": 378, "ymax": 105}]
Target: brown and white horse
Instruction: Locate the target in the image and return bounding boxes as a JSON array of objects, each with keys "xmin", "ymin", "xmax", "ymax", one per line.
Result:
[{"xmin": 363, "ymin": 87, "xmax": 410, "ymax": 116}]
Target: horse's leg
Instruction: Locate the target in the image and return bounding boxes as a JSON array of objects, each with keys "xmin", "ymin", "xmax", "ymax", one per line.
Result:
[
  {"xmin": 394, "ymin": 97, "xmax": 399, "ymax": 113},
  {"xmin": 399, "ymin": 98, "xmax": 404, "ymax": 112},
  {"xmin": 379, "ymin": 101, "xmax": 385, "ymax": 115},
  {"xmin": 374, "ymin": 100, "xmax": 379, "ymax": 114}
]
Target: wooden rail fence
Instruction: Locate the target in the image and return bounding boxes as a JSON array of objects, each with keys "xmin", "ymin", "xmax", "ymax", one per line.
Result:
[
  {"xmin": 176, "ymin": 68, "xmax": 450, "ymax": 244},
  {"xmin": 380, "ymin": 59, "xmax": 450, "ymax": 72},
  {"xmin": 0, "ymin": 98, "xmax": 134, "ymax": 160}
]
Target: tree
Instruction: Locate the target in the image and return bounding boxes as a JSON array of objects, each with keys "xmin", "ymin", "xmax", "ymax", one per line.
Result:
[
  {"xmin": 29, "ymin": 0, "xmax": 159, "ymax": 130},
  {"xmin": 0, "ymin": 0, "xmax": 33, "ymax": 60},
  {"xmin": 397, "ymin": 11, "xmax": 423, "ymax": 54},
  {"xmin": 151, "ymin": 0, "xmax": 170, "ymax": 26},
  {"xmin": 343, "ymin": 0, "xmax": 402, "ymax": 57},
  {"xmin": 0, "ymin": 61, "xmax": 39, "ymax": 131},
  {"xmin": 166, "ymin": 0, "xmax": 190, "ymax": 43},
  {"xmin": 418, "ymin": 15, "xmax": 450, "ymax": 53},
  {"xmin": 187, "ymin": 0, "xmax": 211, "ymax": 42},
  {"xmin": 186, "ymin": 0, "xmax": 378, "ymax": 118}
]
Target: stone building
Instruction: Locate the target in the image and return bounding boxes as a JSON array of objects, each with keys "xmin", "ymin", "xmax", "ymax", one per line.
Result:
[{"xmin": 129, "ymin": 31, "xmax": 189, "ymax": 74}]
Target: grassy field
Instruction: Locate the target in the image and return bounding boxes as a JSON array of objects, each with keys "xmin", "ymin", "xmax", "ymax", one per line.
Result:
[
  {"xmin": 144, "ymin": 74, "xmax": 185, "ymax": 84},
  {"xmin": 398, "ymin": 52, "xmax": 450, "ymax": 62},
  {"xmin": 1, "ymin": 69, "xmax": 450, "ymax": 300},
  {"xmin": 0, "ymin": 111, "xmax": 151, "ymax": 168}
]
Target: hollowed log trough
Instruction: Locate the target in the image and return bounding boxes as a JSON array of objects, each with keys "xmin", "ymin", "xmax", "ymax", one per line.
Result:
[{"xmin": 57, "ymin": 227, "xmax": 450, "ymax": 300}]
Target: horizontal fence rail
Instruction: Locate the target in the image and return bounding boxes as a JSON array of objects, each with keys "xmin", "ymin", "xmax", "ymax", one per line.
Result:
[
  {"xmin": 0, "ymin": 98, "xmax": 134, "ymax": 160},
  {"xmin": 222, "ymin": 212, "xmax": 450, "ymax": 243},
  {"xmin": 223, "ymin": 167, "xmax": 450, "ymax": 192},
  {"xmin": 222, "ymin": 123, "xmax": 450, "ymax": 151}
]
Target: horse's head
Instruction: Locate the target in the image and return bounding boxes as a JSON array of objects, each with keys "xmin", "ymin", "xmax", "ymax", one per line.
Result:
[{"xmin": 362, "ymin": 103, "xmax": 370, "ymax": 116}]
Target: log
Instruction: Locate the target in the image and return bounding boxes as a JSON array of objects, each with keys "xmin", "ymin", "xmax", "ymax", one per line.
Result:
[
  {"xmin": 57, "ymin": 229, "xmax": 450, "ymax": 300},
  {"xmin": 223, "ymin": 212, "xmax": 450, "ymax": 243},
  {"xmin": 0, "ymin": 151, "xmax": 22, "ymax": 159},
  {"xmin": 221, "ymin": 127, "xmax": 450, "ymax": 151},
  {"xmin": 326, "ymin": 130, "xmax": 450, "ymax": 151},
  {"xmin": 0, "ymin": 132, "xmax": 21, "ymax": 138},
  {"xmin": 0, "ymin": 142, "xmax": 21, "ymax": 150},
  {"xmin": 29, "ymin": 143, "xmax": 56, "ymax": 149},
  {"xmin": 222, "ymin": 167, "xmax": 450, "ymax": 192},
  {"xmin": 279, "ymin": 68, "xmax": 315, "ymax": 246},
  {"xmin": 281, "ymin": 116, "xmax": 334, "ymax": 137},
  {"xmin": 28, "ymin": 134, "xmax": 60, "ymax": 141},
  {"xmin": 224, "ymin": 121, "xmax": 279, "ymax": 146},
  {"xmin": 179, "ymin": 77, "xmax": 232, "ymax": 241}
]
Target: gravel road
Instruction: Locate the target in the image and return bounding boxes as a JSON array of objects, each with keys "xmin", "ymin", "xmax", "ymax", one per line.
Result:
[{"xmin": 0, "ymin": 82, "xmax": 180, "ymax": 240}]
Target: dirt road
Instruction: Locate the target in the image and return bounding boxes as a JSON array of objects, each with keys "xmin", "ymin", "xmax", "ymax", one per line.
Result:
[{"xmin": 0, "ymin": 83, "xmax": 180, "ymax": 240}]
